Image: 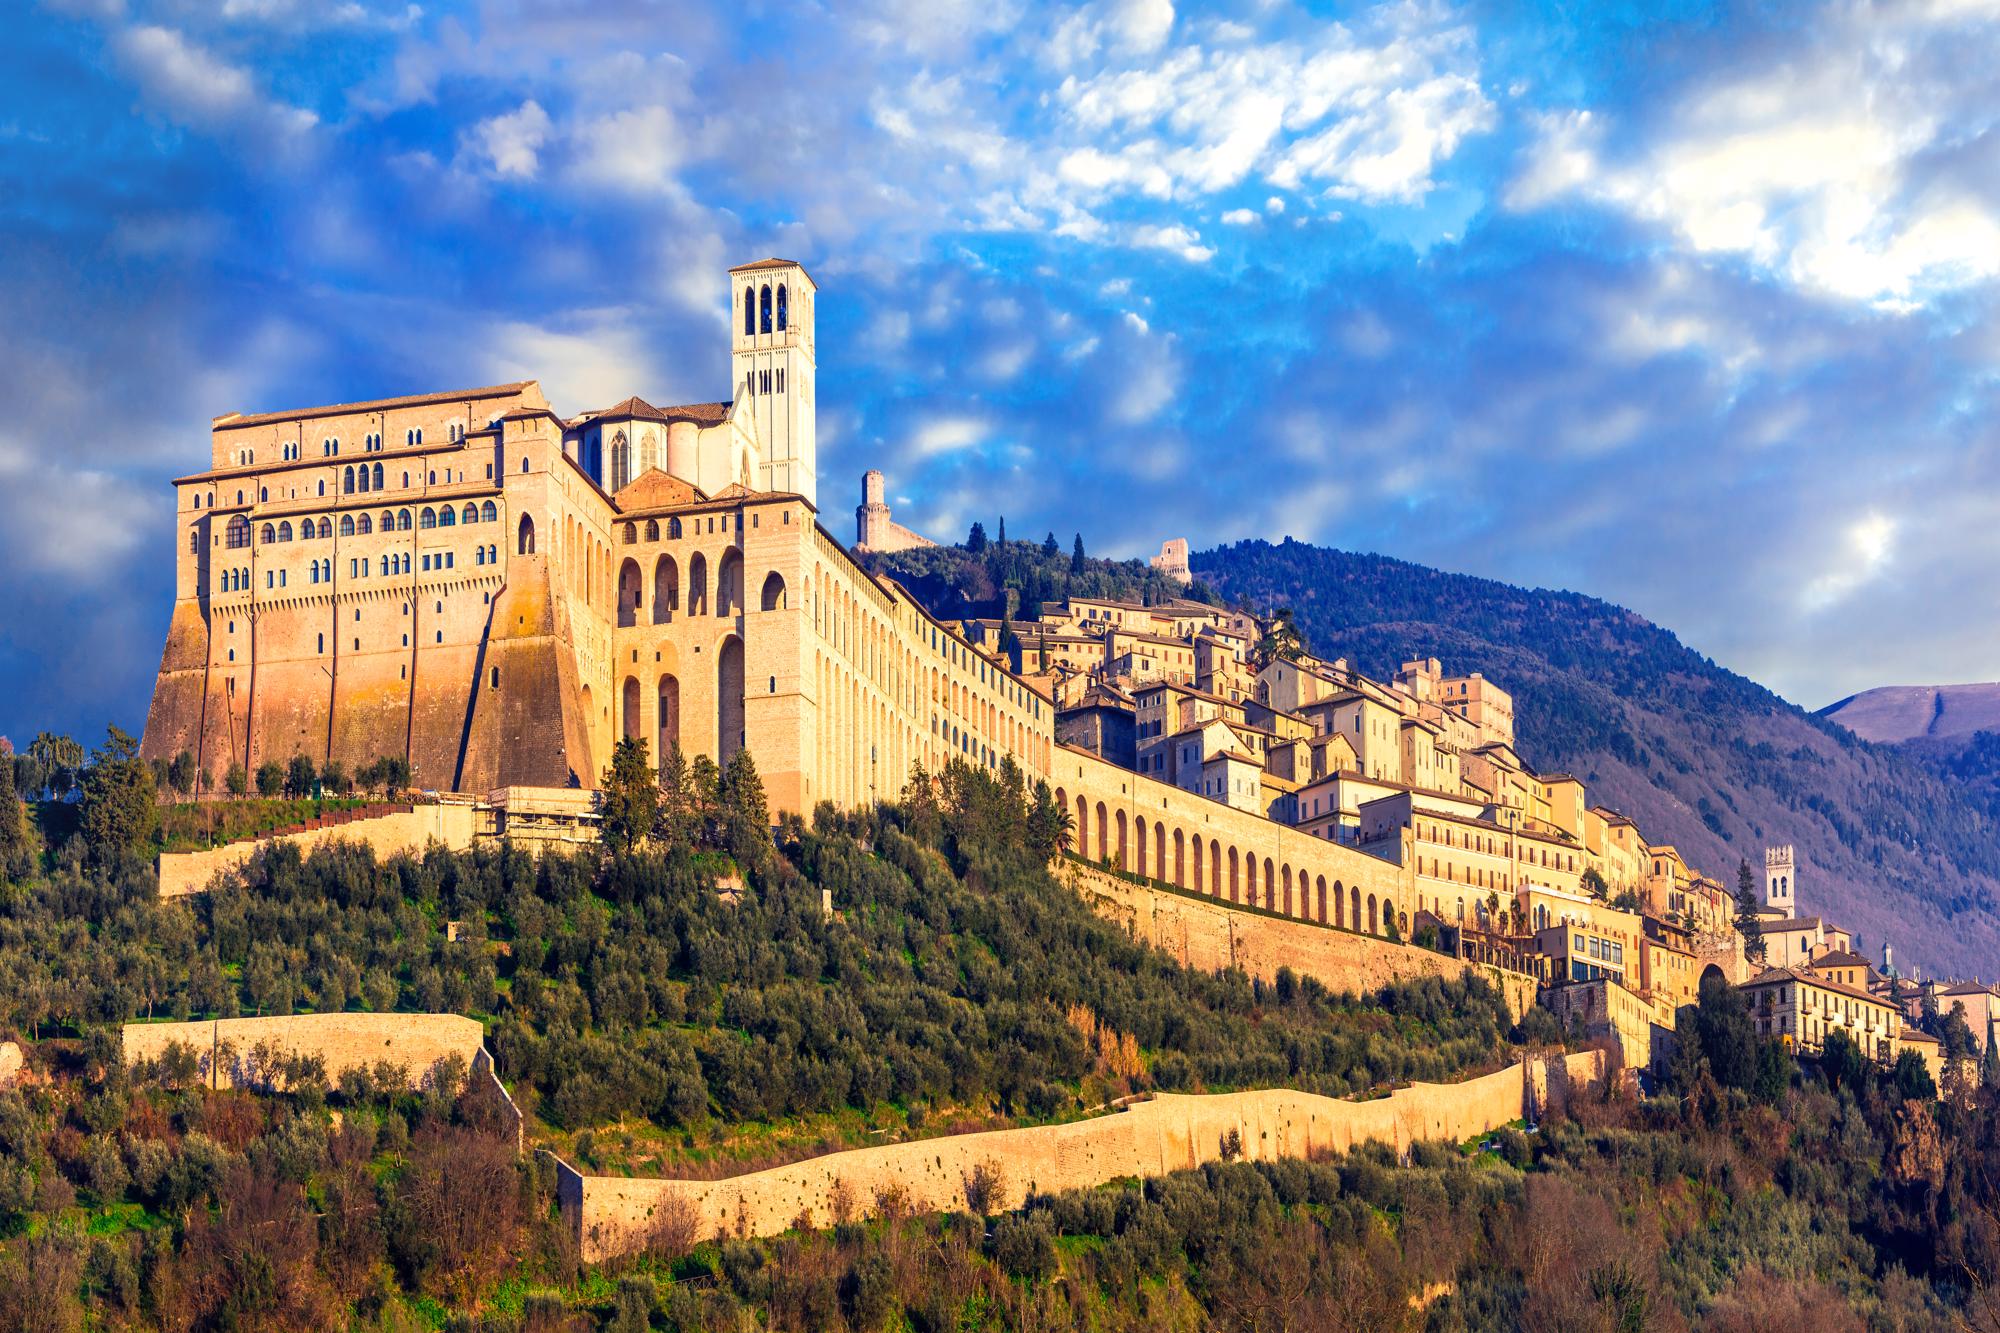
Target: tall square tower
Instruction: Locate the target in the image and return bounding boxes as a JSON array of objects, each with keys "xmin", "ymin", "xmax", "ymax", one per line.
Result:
[
  {"xmin": 1765, "ymin": 844, "xmax": 1796, "ymax": 916},
  {"xmin": 730, "ymin": 259, "xmax": 817, "ymax": 505}
]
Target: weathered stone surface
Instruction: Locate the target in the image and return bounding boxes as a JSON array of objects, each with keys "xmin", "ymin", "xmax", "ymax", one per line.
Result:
[{"xmin": 558, "ymin": 1051, "xmax": 1602, "ymax": 1261}]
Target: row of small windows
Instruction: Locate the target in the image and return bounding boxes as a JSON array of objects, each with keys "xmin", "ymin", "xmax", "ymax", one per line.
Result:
[
  {"xmin": 745, "ymin": 368, "xmax": 785, "ymax": 396},
  {"xmin": 742, "ymin": 282, "xmax": 791, "ymax": 335},
  {"xmin": 223, "ymin": 501, "xmax": 503, "ymax": 549}
]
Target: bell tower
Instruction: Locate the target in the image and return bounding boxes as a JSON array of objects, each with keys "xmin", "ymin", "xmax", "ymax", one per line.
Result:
[
  {"xmin": 1765, "ymin": 844, "xmax": 1795, "ymax": 917},
  {"xmin": 729, "ymin": 259, "xmax": 817, "ymax": 506}
]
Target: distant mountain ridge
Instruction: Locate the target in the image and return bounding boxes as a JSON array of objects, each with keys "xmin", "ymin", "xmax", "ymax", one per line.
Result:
[
  {"xmin": 1819, "ymin": 683, "xmax": 2000, "ymax": 744},
  {"xmin": 864, "ymin": 534, "xmax": 2000, "ymax": 977},
  {"xmin": 1193, "ymin": 539, "xmax": 2000, "ymax": 979}
]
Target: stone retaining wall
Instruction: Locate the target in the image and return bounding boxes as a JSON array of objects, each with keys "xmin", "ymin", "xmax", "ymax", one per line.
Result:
[
  {"xmin": 158, "ymin": 803, "xmax": 479, "ymax": 897},
  {"xmin": 1065, "ymin": 862, "xmax": 1540, "ymax": 1020},
  {"xmin": 558, "ymin": 1050, "xmax": 1601, "ymax": 1262},
  {"xmin": 122, "ymin": 1012, "xmax": 486, "ymax": 1090}
]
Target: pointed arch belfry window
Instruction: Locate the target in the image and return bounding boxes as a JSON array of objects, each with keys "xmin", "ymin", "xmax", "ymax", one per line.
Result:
[
  {"xmin": 760, "ymin": 284, "xmax": 772, "ymax": 333},
  {"xmin": 776, "ymin": 284, "xmax": 788, "ymax": 331},
  {"xmin": 743, "ymin": 288, "xmax": 755, "ymax": 335}
]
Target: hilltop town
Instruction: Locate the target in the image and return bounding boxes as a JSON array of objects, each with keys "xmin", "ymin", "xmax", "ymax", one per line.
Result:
[{"xmin": 121, "ymin": 255, "xmax": 1993, "ymax": 1103}]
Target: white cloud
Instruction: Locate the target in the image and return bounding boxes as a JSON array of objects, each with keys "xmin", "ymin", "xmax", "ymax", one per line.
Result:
[
  {"xmin": 111, "ymin": 24, "xmax": 317, "ymax": 147},
  {"xmin": 1131, "ymin": 223, "xmax": 1214, "ymax": 262},
  {"xmin": 1507, "ymin": 4, "xmax": 2000, "ymax": 306},
  {"xmin": 1220, "ymin": 207, "xmax": 1258, "ymax": 224},
  {"xmin": 465, "ymin": 100, "xmax": 552, "ymax": 181},
  {"xmin": 910, "ymin": 416, "xmax": 990, "ymax": 456},
  {"xmin": 1802, "ymin": 512, "xmax": 1899, "ymax": 611},
  {"xmin": 487, "ymin": 312, "xmax": 657, "ymax": 411},
  {"xmin": 570, "ymin": 104, "xmax": 689, "ymax": 194}
]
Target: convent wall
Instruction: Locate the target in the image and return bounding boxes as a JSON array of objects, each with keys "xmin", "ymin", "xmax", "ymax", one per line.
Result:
[
  {"xmin": 156, "ymin": 803, "xmax": 478, "ymax": 898},
  {"xmin": 1051, "ymin": 745, "xmax": 1420, "ymax": 946},
  {"xmin": 557, "ymin": 1051, "xmax": 1603, "ymax": 1261},
  {"xmin": 1061, "ymin": 862, "xmax": 1538, "ymax": 1020},
  {"xmin": 121, "ymin": 1012, "xmax": 485, "ymax": 1090}
]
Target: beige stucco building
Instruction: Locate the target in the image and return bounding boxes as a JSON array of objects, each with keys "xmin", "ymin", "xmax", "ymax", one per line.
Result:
[{"xmin": 140, "ymin": 259, "xmax": 1055, "ymax": 816}]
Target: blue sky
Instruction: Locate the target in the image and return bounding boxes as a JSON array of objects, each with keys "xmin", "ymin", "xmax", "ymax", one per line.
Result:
[{"xmin": 3, "ymin": 0, "xmax": 1999, "ymax": 745}]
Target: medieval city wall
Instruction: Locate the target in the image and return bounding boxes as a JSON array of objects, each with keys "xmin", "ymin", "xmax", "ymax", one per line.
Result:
[
  {"xmin": 1063, "ymin": 862, "xmax": 1539, "ymax": 1020},
  {"xmin": 121, "ymin": 1012, "xmax": 486, "ymax": 1089},
  {"xmin": 559, "ymin": 1051, "xmax": 1602, "ymax": 1261},
  {"xmin": 156, "ymin": 803, "xmax": 478, "ymax": 898}
]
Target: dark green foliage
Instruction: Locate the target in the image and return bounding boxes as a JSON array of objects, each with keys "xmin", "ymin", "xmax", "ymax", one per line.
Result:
[
  {"xmin": 76, "ymin": 727, "xmax": 157, "ymax": 868},
  {"xmin": 283, "ymin": 752, "xmax": 316, "ymax": 799},
  {"xmin": 255, "ymin": 761, "xmax": 283, "ymax": 798},
  {"xmin": 1734, "ymin": 860, "xmax": 1766, "ymax": 962},
  {"xmin": 595, "ymin": 736, "xmax": 660, "ymax": 856},
  {"xmin": 1668, "ymin": 976, "xmax": 1791, "ymax": 1104}
]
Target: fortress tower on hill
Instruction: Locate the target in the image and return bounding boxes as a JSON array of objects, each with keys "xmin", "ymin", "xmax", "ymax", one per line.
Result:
[{"xmin": 139, "ymin": 258, "xmax": 1054, "ymax": 810}]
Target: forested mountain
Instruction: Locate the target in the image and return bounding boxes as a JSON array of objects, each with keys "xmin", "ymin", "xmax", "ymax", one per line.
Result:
[
  {"xmin": 865, "ymin": 535, "xmax": 2000, "ymax": 978},
  {"xmin": 1194, "ymin": 540, "xmax": 2000, "ymax": 979}
]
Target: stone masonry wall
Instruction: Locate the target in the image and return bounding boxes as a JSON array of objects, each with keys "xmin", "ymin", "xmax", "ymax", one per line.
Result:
[
  {"xmin": 560, "ymin": 1051, "xmax": 1602, "ymax": 1262},
  {"xmin": 122, "ymin": 1012, "xmax": 486, "ymax": 1090},
  {"xmin": 1063, "ymin": 862, "xmax": 1540, "ymax": 1020},
  {"xmin": 157, "ymin": 803, "xmax": 479, "ymax": 898}
]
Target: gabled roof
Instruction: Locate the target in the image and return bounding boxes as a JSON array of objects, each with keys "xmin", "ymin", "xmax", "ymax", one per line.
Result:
[
  {"xmin": 574, "ymin": 398, "xmax": 731, "ymax": 428},
  {"xmin": 612, "ymin": 468, "xmax": 705, "ymax": 511},
  {"xmin": 213, "ymin": 381, "xmax": 537, "ymax": 430}
]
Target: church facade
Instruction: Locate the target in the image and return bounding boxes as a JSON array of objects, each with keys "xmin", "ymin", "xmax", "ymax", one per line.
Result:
[{"xmin": 140, "ymin": 259, "xmax": 1055, "ymax": 812}]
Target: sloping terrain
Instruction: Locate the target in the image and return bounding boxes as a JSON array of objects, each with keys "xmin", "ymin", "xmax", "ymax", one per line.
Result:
[
  {"xmin": 1193, "ymin": 539, "xmax": 2000, "ymax": 978},
  {"xmin": 865, "ymin": 535, "xmax": 2000, "ymax": 976},
  {"xmin": 1820, "ymin": 682, "xmax": 2000, "ymax": 743}
]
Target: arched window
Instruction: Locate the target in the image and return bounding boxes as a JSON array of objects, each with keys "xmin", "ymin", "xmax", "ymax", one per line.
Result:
[
  {"xmin": 277, "ymin": 521, "xmax": 292, "ymax": 542},
  {"xmin": 760, "ymin": 284, "xmax": 772, "ymax": 333},
  {"xmin": 776, "ymin": 283, "xmax": 788, "ymax": 331},
  {"xmin": 359, "ymin": 465, "xmax": 372, "ymax": 494},
  {"xmin": 481, "ymin": 500, "xmax": 497, "ymax": 523},
  {"xmin": 398, "ymin": 510, "xmax": 412, "ymax": 531},
  {"xmin": 518, "ymin": 514, "xmax": 536, "ymax": 555},
  {"xmin": 419, "ymin": 507, "xmax": 437, "ymax": 529},
  {"xmin": 668, "ymin": 517, "xmax": 682, "ymax": 539},
  {"xmin": 743, "ymin": 287, "xmax": 755, "ymax": 335},
  {"xmin": 371, "ymin": 463, "xmax": 384, "ymax": 491},
  {"xmin": 611, "ymin": 432, "xmax": 630, "ymax": 491},
  {"xmin": 356, "ymin": 514, "xmax": 372, "ymax": 535},
  {"xmin": 440, "ymin": 507, "xmax": 455, "ymax": 527},
  {"xmin": 339, "ymin": 514, "xmax": 355, "ymax": 537},
  {"xmin": 318, "ymin": 518, "xmax": 331, "ymax": 538},
  {"xmin": 622, "ymin": 522, "xmax": 637, "ymax": 545},
  {"xmin": 343, "ymin": 466, "xmax": 355, "ymax": 494},
  {"xmin": 260, "ymin": 523, "xmax": 276, "ymax": 544},
  {"xmin": 402, "ymin": 472, "xmax": 410, "ymax": 488},
  {"xmin": 463, "ymin": 503, "xmax": 479, "ymax": 525},
  {"xmin": 760, "ymin": 571, "xmax": 786, "ymax": 611},
  {"xmin": 644, "ymin": 519, "xmax": 659, "ymax": 541}
]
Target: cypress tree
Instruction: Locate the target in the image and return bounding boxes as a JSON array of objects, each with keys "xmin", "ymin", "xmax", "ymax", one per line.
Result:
[{"xmin": 1734, "ymin": 859, "xmax": 1766, "ymax": 963}]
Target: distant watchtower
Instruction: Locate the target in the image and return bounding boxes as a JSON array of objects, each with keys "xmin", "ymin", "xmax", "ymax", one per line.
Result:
[
  {"xmin": 1765, "ymin": 845, "xmax": 1796, "ymax": 916},
  {"xmin": 730, "ymin": 258, "xmax": 817, "ymax": 505},
  {"xmin": 857, "ymin": 469, "xmax": 890, "ymax": 549}
]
